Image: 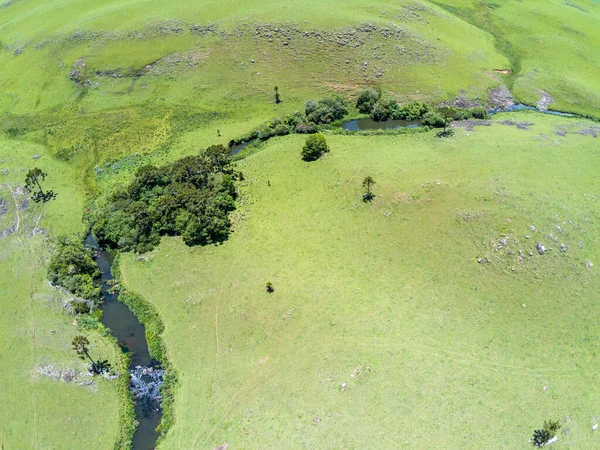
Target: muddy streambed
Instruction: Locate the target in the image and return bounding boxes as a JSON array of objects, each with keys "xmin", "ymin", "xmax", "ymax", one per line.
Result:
[{"xmin": 85, "ymin": 234, "xmax": 163, "ymax": 450}]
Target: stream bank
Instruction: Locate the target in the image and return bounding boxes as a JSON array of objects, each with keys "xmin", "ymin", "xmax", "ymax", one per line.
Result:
[{"xmin": 85, "ymin": 234, "xmax": 165, "ymax": 450}]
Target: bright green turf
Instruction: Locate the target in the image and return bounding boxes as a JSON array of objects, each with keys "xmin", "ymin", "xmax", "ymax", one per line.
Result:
[
  {"xmin": 1, "ymin": 0, "xmax": 599, "ymax": 448},
  {"xmin": 0, "ymin": 139, "xmax": 121, "ymax": 449},
  {"xmin": 120, "ymin": 113, "xmax": 600, "ymax": 448},
  {"xmin": 0, "ymin": 0, "xmax": 506, "ymax": 119},
  {"xmin": 433, "ymin": 0, "xmax": 600, "ymax": 116}
]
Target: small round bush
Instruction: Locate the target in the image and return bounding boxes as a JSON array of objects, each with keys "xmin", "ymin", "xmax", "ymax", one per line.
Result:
[
  {"xmin": 356, "ymin": 88, "xmax": 380, "ymax": 114},
  {"xmin": 370, "ymin": 101, "xmax": 390, "ymax": 122},
  {"xmin": 274, "ymin": 123, "xmax": 291, "ymax": 136},
  {"xmin": 304, "ymin": 99, "xmax": 318, "ymax": 116},
  {"xmin": 470, "ymin": 107, "xmax": 489, "ymax": 119},
  {"xmin": 295, "ymin": 122, "xmax": 318, "ymax": 134},
  {"xmin": 422, "ymin": 111, "xmax": 445, "ymax": 128},
  {"xmin": 301, "ymin": 133, "xmax": 330, "ymax": 161}
]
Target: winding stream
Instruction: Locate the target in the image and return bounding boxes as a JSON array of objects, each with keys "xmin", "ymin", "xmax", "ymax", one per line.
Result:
[
  {"xmin": 229, "ymin": 140, "xmax": 256, "ymax": 156},
  {"xmin": 85, "ymin": 234, "xmax": 163, "ymax": 450},
  {"xmin": 341, "ymin": 118, "xmax": 422, "ymax": 130}
]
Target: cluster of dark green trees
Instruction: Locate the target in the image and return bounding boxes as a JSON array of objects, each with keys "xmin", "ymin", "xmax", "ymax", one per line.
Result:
[
  {"xmin": 355, "ymin": 88, "xmax": 489, "ymax": 127},
  {"xmin": 91, "ymin": 144, "xmax": 238, "ymax": 253},
  {"xmin": 229, "ymin": 97, "xmax": 348, "ymax": 148},
  {"xmin": 48, "ymin": 238, "xmax": 101, "ymax": 313}
]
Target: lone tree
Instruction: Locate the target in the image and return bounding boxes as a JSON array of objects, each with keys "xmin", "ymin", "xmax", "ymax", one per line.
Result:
[
  {"xmin": 362, "ymin": 176, "xmax": 376, "ymax": 202},
  {"xmin": 274, "ymin": 86, "xmax": 281, "ymax": 104},
  {"xmin": 72, "ymin": 335, "xmax": 111, "ymax": 375},
  {"xmin": 25, "ymin": 167, "xmax": 56, "ymax": 203},
  {"xmin": 301, "ymin": 133, "xmax": 329, "ymax": 161},
  {"xmin": 436, "ymin": 106, "xmax": 456, "ymax": 138}
]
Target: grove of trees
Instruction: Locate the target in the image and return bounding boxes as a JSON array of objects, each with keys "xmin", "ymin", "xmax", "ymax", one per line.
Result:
[{"xmin": 91, "ymin": 145, "xmax": 238, "ymax": 253}]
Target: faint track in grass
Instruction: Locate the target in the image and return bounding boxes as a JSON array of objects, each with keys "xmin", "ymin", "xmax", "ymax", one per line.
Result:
[{"xmin": 191, "ymin": 257, "xmax": 238, "ymax": 449}]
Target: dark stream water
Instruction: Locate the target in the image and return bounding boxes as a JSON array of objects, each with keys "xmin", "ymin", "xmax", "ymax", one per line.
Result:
[
  {"xmin": 340, "ymin": 105, "xmax": 575, "ymax": 131},
  {"xmin": 85, "ymin": 234, "xmax": 163, "ymax": 450},
  {"xmin": 488, "ymin": 103, "xmax": 575, "ymax": 116},
  {"xmin": 229, "ymin": 140, "xmax": 256, "ymax": 156},
  {"xmin": 341, "ymin": 118, "xmax": 422, "ymax": 130}
]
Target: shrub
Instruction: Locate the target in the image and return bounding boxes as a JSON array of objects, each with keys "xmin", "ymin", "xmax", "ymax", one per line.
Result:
[
  {"xmin": 470, "ymin": 107, "xmax": 489, "ymax": 119},
  {"xmin": 283, "ymin": 111, "xmax": 304, "ymax": 127},
  {"xmin": 296, "ymin": 122, "xmax": 318, "ymax": 134},
  {"xmin": 356, "ymin": 88, "xmax": 380, "ymax": 114},
  {"xmin": 305, "ymin": 99, "xmax": 319, "ymax": 116},
  {"xmin": 370, "ymin": 101, "xmax": 390, "ymax": 121},
  {"xmin": 306, "ymin": 97, "xmax": 348, "ymax": 124},
  {"xmin": 301, "ymin": 133, "xmax": 330, "ymax": 161},
  {"xmin": 274, "ymin": 123, "xmax": 292, "ymax": 136},
  {"xmin": 422, "ymin": 111, "xmax": 445, "ymax": 128},
  {"xmin": 256, "ymin": 123, "xmax": 277, "ymax": 141},
  {"xmin": 266, "ymin": 282, "xmax": 275, "ymax": 293},
  {"xmin": 48, "ymin": 238, "xmax": 102, "ymax": 304},
  {"xmin": 72, "ymin": 301, "xmax": 91, "ymax": 315},
  {"xmin": 391, "ymin": 101, "xmax": 430, "ymax": 121}
]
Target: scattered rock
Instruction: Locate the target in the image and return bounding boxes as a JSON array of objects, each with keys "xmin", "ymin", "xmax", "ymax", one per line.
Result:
[
  {"xmin": 32, "ymin": 154, "xmax": 41, "ymax": 159},
  {"xmin": 499, "ymin": 120, "xmax": 534, "ymax": 130},
  {"xmin": 438, "ymin": 94, "xmax": 481, "ymax": 109},
  {"xmin": 585, "ymin": 261, "xmax": 593, "ymax": 268},
  {"xmin": 451, "ymin": 120, "xmax": 492, "ymax": 131},
  {"xmin": 536, "ymin": 243, "xmax": 546, "ymax": 255},
  {"xmin": 537, "ymin": 89, "xmax": 555, "ymax": 112},
  {"xmin": 0, "ymin": 197, "xmax": 8, "ymax": 218},
  {"xmin": 592, "ymin": 424, "xmax": 598, "ymax": 431},
  {"xmin": 522, "ymin": 304, "xmax": 526, "ymax": 308},
  {"xmin": 487, "ymin": 86, "xmax": 514, "ymax": 109}
]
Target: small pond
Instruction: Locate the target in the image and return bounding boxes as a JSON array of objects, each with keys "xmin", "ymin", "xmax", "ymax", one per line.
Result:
[{"xmin": 341, "ymin": 118, "xmax": 422, "ymax": 131}]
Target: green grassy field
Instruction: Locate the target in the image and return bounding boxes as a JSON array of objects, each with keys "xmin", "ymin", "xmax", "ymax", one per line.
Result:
[
  {"xmin": 1, "ymin": 0, "xmax": 600, "ymax": 448},
  {"xmin": 0, "ymin": 139, "xmax": 121, "ymax": 448},
  {"xmin": 120, "ymin": 113, "xmax": 600, "ymax": 448},
  {"xmin": 1, "ymin": 0, "xmax": 598, "ymax": 181},
  {"xmin": 433, "ymin": 0, "xmax": 600, "ymax": 116}
]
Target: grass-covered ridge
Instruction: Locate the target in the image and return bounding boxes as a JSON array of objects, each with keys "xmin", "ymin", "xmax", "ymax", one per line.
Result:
[{"xmin": 121, "ymin": 113, "xmax": 600, "ymax": 448}]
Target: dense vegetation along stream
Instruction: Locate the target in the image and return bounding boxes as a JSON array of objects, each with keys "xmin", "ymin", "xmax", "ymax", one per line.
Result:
[{"xmin": 85, "ymin": 234, "xmax": 164, "ymax": 450}]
